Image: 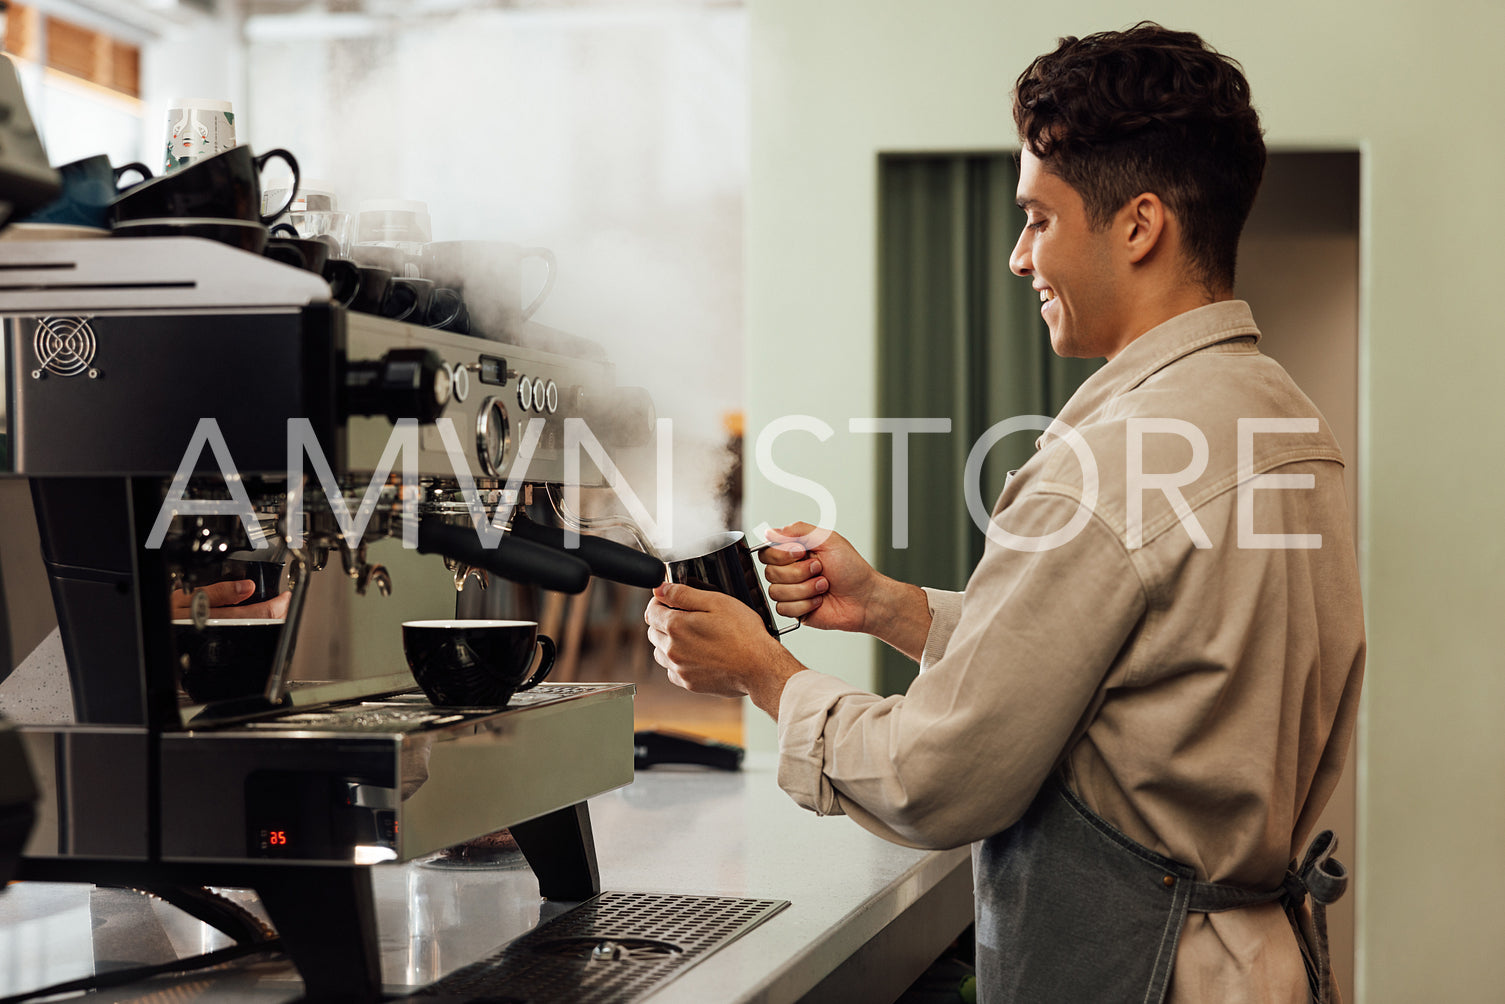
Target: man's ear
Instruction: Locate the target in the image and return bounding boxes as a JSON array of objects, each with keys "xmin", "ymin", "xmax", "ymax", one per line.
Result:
[{"xmin": 1121, "ymin": 192, "xmax": 1167, "ymax": 265}]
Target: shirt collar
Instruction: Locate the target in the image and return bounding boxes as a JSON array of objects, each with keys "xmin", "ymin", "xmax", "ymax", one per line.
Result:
[{"xmin": 1044, "ymin": 300, "xmax": 1261, "ymax": 444}]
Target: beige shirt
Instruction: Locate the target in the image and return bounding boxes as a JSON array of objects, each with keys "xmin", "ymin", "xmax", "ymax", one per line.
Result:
[{"xmin": 776, "ymin": 301, "xmax": 1366, "ymax": 1002}]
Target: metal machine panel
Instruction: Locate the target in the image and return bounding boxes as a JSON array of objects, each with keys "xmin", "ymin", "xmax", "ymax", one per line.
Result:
[
  {"xmin": 0, "ymin": 238, "xmax": 330, "ymax": 313},
  {"xmin": 6, "ymin": 308, "xmax": 340, "ymax": 477},
  {"xmin": 156, "ymin": 683, "xmax": 634, "ymax": 864},
  {"xmin": 345, "ymin": 312, "xmax": 622, "ymax": 485},
  {"xmin": 17, "ymin": 727, "xmax": 150, "ymax": 859}
]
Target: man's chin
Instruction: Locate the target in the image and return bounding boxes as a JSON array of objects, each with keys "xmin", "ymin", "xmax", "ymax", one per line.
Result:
[{"xmin": 1047, "ymin": 329, "xmax": 1079, "ymax": 359}]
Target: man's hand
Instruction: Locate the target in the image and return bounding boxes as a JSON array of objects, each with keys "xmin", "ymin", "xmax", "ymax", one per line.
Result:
[
  {"xmin": 644, "ymin": 581, "xmax": 806, "ymax": 718},
  {"xmin": 759, "ymin": 522, "xmax": 934, "ymax": 660},
  {"xmin": 170, "ymin": 580, "xmax": 291, "ymax": 621},
  {"xmin": 758, "ymin": 522, "xmax": 885, "ymax": 633}
]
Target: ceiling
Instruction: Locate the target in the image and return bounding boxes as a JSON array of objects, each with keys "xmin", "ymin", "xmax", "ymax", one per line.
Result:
[{"xmin": 240, "ymin": 0, "xmax": 740, "ymax": 14}]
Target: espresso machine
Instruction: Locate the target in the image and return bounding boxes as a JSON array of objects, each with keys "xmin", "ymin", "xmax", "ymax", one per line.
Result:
[
  {"xmin": 0, "ymin": 55, "xmax": 57, "ymax": 891},
  {"xmin": 0, "ymin": 232, "xmax": 665, "ymax": 999}
]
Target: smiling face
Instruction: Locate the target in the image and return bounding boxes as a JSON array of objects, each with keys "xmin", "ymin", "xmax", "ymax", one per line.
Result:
[{"xmin": 1010, "ymin": 148, "xmax": 1135, "ymax": 361}]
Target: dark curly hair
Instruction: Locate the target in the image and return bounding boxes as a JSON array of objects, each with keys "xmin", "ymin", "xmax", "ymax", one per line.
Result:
[{"xmin": 1013, "ymin": 22, "xmax": 1266, "ymax": 293}]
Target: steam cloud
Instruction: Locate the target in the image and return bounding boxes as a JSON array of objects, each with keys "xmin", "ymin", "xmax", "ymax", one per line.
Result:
[{"xmin": 243, "ymin": 7, "xmax": 748, "ymax": 550}]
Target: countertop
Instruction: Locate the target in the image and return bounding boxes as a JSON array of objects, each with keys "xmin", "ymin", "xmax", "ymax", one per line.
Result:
[{"xmin": 0, "ymin": 752, "xmax": 974, "ymax": 1002}]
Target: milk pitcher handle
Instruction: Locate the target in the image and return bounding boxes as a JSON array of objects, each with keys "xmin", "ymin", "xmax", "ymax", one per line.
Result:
[{"xmin": 749, "ymin": 539, "xmax": 803, "ymax": 636}]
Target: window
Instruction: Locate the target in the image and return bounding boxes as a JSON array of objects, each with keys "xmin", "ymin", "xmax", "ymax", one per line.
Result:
[
  {"xmin": 1, "ymin": 3, "xmax": 146, "ymax": 168},
  {"xmin": 3, "ymin": 3, "xmax": 141, "ymax": 98}
]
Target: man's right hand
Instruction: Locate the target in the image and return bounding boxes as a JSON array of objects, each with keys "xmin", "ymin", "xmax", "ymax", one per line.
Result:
[
  {"xmin": 759, "ymin": 522, "xmax": 935, "ymax": 659},
  {"xmin": 758, "ymin": 522, "xmax": 884, "ymax": 634}
]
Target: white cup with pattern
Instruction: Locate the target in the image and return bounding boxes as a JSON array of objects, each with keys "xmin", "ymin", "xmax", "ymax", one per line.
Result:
[{"xmin": 163, "ymin": 98, "xmax": 236, "ymax": 173}]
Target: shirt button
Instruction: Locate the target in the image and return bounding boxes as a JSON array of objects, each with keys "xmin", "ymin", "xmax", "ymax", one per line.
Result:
[{"xmin": 1162, "ymin": 875, "xmax": 1175, "ymax": 887}]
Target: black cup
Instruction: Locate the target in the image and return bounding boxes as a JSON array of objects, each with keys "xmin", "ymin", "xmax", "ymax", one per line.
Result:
[
  {"xmin": 350, "ymin": 242, "xmax": 417, "ymax": 275},
  {"xmin": 382, "ymin": 276, "xmax": 434, "ymax": 322},
  {"xmin": 110, "ymin": 217, "xmax": 270, "ymax": 254},
  {"xmin": 323, "ymin": 257, "xmax": 362, "ymax": 306},
  {"xmin": 662, "ymin": 531, "xmax": 801, "ymax": 639},
  {"xmin": 173, "ymin": 618, "xmax": 284, "ymax": 702},
  {"xmin": 109, "ymin": 146, "xmax": 300, "ymax": 227},
  {"xmin": 420, "ymin": 240, "xmax": 556, "ymax": 339},
  {"xmin": 23, "ymin": 155, "xmax": 151, "ymax": 229},
  {"xmin": 426, "ymin": 286, "xmax": 469, "ymax": 332},
  {"xmin": 351, "ymin": 264, "xmax": 393, "ymax": 314},
  {"xmin": 265, "ymin": 234, "xmax": 331, "ymax": 275},
  {"xmin": 401, "ymin": 619, "xmax": 556, "ymax": 707},
  {"xmin": 219, "ymin": 559, "xmax": 285, "ymax": 605}
]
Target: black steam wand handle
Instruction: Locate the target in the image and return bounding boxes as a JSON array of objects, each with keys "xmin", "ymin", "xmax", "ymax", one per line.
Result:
[
  {"xmin": 416, "ymin": 519, "xmax": 590, "ymax": 595},
  {"xmin": 506, "ymin": 512, "xmax": 665, "ymax": 589}
]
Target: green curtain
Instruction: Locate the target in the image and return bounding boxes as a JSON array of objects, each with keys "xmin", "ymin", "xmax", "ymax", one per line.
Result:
[{"xmin": 874, "ymin": 154, "xmax": 1100, "ymax": 695}]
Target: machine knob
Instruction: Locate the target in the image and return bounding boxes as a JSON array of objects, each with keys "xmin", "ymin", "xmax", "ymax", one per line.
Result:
[
  {"xmin": 345, "ymin": 348, "xmax": 451, "ymax": 423},
  {"xmin": 449, "ymin": 362, "xmax": 471, "ymax": 403}
]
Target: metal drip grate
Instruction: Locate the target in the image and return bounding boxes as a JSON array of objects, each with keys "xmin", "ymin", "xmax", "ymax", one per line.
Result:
[
  {"xmin": 407, "ymin": 891, "xmax": 789, "ymax": 1003},
  {"xmin": 235, "ymin": 685, "xmax": 619, "ymax": 733}
]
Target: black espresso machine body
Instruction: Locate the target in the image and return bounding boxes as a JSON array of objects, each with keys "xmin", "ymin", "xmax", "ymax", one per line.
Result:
[{"xmin": 0, "ymin": 236, "xmax": 651, "ymax": 998}]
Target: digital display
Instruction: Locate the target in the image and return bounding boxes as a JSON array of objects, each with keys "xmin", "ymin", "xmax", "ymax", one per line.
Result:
[
  {"xmin": 478, "ymin": 354, "xmax": 509, "ymax": 386},
  {"xmin": 258, "ymin": 826, "xmax": 293, "ymax": 854},
  {"xmin": 246, "ymin": 771, "xmax": 397, "ymax": 861}
]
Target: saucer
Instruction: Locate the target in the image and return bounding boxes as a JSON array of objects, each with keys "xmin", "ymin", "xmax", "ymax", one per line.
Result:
[
  {"xmin": 0, "ymin": 222, "xmax": 110, "ymax": 241},
  {"xmin": 111, "ymin": 216, "xmax": 269, "ymax": 254}
]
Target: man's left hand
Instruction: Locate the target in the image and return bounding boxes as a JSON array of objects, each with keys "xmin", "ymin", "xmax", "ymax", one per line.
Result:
[{"xmin": 645, "ymin": 582, "xmax": 806, "ymax": 716}]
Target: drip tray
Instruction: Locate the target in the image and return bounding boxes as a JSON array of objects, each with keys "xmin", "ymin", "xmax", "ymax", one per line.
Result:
[{"xmin": 407, "ymin": 891, "xmax": 789, "ymax": 1003}]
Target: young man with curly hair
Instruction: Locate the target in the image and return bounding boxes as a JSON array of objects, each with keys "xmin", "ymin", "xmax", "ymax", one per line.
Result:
[{"xmin": 647, "ymin": 23, "xmax": 1365, "ymax": 1003}]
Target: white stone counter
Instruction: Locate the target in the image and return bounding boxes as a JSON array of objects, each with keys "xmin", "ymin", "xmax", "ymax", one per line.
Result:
[{"xmin": 0, "ymin": 753, "xmax": 973, "ymax": 1002}]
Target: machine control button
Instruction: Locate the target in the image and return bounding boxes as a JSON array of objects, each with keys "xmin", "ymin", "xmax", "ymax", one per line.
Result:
[
  {"xmin": 532, "ymin": 378, "xmax": 546, "ymax": 413},
  {"xmin": 449, "ymin": 362, "xmax": 470, "ymax": 403},
  {"xmin": 544, "ymin": 379, "xmax": 559, "ymax": 414},
  {"xmin": 477, "ymin": 396, "xmax": 511, "ymax": 477},
  {"xmin": 517, "ymin": 375, "xmax": 533, "ymax": 411}
]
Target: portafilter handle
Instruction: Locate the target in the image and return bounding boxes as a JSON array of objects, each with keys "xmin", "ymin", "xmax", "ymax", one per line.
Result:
[{"xmin": 416, "ymin": 519, "xmax": 590, "ymax": 594}]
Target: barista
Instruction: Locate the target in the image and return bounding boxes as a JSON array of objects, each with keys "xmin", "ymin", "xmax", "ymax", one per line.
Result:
[{"xmin": 645, "ymin": 22, "xmax": 1365, "ymax": 1004}]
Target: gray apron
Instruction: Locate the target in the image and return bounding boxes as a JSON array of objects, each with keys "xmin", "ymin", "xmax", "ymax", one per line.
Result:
[{"xmin": 974, "ymin": 775, "xmax": 1348, "ymax": 1004}]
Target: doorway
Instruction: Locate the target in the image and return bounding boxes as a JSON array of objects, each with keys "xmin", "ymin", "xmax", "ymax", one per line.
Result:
[{"xmin": 1237, "ymin": 149, "xmax": 1363, "ymax": 997}]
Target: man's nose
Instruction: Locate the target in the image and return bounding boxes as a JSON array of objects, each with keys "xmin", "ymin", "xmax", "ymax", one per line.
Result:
[{"xmin": 1009, "ymin": 231, "xmax": 1031, "ymax": 277}]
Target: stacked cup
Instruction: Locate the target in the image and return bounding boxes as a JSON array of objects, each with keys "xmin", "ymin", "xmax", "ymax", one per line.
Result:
[
  {"xmin": 162, "ymin": 98, "xmax": 237, "ymax": 174},
  {"xmin": 107, "ymin": 97, "xmax": 301, "ymax": 255}
]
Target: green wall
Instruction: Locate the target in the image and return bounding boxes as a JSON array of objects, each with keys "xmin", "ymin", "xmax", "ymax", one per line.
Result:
[{"xmin": 746, "ymin": 1, "xmax": 1505, "ymax": 999}]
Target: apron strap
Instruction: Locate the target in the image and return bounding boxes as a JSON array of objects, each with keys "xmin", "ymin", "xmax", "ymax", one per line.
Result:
[
  {"xmin": 1184, "ymin": 829, "xmax": 1348, "ymax": 1004},
  {"xmin": 1185, "ymin": 828, "xmax": 1348, "ymax": 912}
]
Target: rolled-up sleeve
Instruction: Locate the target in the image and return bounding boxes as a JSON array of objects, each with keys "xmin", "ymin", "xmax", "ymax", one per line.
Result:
[
  {"xmin": 774, "ymin": 491, "xmax": 1146, "ymax": 850},
  {"xmin": 920, "ymin": 588, "xmax": 965, "ymax": 669}
]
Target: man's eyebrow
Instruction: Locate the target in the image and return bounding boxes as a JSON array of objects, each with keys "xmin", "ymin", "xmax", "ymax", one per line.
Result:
[{"xmin": 1015, "ymin": 196, "xmax": 1045, "ymax": 211}]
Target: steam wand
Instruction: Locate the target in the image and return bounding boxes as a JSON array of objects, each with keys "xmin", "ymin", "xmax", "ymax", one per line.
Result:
[
  {"xmin": 262, "ymin": 545, "xmax": 313, "ymax": 705},
  {"xmin": 544, "ymin": 484, "xmax": 661, "ymax": 560}
]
